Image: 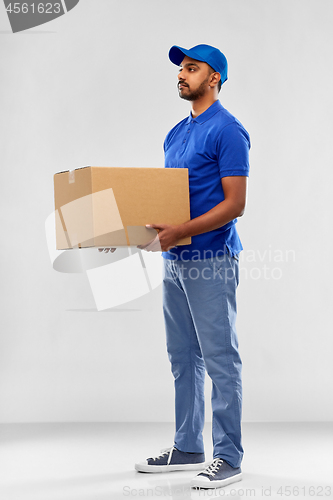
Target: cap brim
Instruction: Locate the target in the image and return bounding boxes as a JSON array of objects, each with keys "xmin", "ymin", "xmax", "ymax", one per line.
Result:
[{"xmin": 169, "ymin": 45, "xmax": 206, "ymax": 66}]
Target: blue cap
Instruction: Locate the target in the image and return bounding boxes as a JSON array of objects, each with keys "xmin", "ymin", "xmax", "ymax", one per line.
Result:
[{"xmin": 169, "ymin": 44, "xmax": 228, "ymax": 85}]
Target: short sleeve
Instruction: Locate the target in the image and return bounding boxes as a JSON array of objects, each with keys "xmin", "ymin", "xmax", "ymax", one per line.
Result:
[
  {"xmin": 163, "ymin": 130, "xmax": 171, "ymax": 152},
  {"xmin": 217, "ymin": 121, "xmax": 251, "ymax": 178}
]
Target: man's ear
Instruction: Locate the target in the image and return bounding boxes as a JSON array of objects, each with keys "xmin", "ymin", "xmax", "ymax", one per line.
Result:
[{"xmin": 210, "ymin": 72, "xmax": 221, "ymax": 88}]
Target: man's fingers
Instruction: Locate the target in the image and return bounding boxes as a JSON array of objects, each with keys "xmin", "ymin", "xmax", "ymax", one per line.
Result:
[
  {"xmin": 146, "ymin": 224, "xmax": 165, "ymax": 232},
  {"xmin": 138, "ymin": 234, "xmax": 161, "ymax": 252},
  {"xmin": 140, "ymin": 236, "xmax": 162, "ymax": 252}
]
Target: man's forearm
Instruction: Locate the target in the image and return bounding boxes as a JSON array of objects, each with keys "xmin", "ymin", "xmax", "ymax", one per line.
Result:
[{"xmin": 177, "ymin": 198, "xmax": 245, "ymax": 240}]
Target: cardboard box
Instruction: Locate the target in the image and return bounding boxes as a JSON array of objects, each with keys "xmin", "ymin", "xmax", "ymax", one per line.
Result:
[{"xmin": 54, "ymin": 166, "xmax": 191, "ymax": 249}]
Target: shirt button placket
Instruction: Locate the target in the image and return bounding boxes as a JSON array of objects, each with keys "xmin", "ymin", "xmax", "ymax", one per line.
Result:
[{"xmin": 181, "ymin": 121, "xmax": 193, "ymax": 153}]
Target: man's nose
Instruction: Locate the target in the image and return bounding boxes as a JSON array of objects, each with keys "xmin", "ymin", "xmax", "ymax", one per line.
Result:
[{"xmin": 178, "ymin": 69, "xmax": 185, "ymax": 80}]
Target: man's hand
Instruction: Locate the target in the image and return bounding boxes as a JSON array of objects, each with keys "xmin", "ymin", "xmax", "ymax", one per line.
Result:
[{"xmin": 138, "ymin": 224, "xmax": 182, "ymax": 252}]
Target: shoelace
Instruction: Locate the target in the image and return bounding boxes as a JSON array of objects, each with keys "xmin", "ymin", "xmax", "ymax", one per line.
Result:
[
  {"xmin": 150, "ymin": 446, "xmax": 175, "ymax": 465},
  {"xmin": 201, "ymin": 458, "xmax": 224, "ymax": 476}
]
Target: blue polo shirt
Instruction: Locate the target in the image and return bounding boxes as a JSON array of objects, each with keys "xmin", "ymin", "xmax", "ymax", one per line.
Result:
[{"xmin": 162, "ymin": 100, "xmax": 250, "ymax": 261}]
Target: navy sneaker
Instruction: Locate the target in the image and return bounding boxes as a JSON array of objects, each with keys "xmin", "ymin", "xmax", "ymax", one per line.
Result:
[
  {"xmin": 191, "ymin": 458, "xmax": 242, "ymax": 488},
  {"xmin": 135, "ymin": 446, "xmax": 206, "ymax": 473}
]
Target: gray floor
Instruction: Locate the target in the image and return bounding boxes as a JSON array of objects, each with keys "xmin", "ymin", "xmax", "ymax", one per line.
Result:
[{"xmin": 0, "ymin": 422, "xmax": 332, "ymax": 499}]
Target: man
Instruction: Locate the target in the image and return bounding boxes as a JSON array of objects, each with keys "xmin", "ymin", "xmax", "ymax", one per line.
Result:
[{"xmin": 135, "ymin": 44, "xmax": 250, "ymax": 489}]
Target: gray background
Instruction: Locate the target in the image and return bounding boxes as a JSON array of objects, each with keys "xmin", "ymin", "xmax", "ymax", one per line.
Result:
[{"xmin": 1, "ymin": 0, "xmax": 332, "ymax": 423}]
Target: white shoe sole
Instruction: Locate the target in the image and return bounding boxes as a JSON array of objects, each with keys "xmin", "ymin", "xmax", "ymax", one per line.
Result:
[
  {"xmin": 135, "ymin": 461, "xmax": 207, "ymax": 473},
  {"xmin": 191, "ymin": 471, "xmax": 242, "ymax": 489}
]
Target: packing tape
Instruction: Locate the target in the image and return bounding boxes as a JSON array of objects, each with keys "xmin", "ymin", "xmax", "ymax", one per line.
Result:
[{"xmin": 68, "ymin": 169, "xmax": 75, "ymax": 183}]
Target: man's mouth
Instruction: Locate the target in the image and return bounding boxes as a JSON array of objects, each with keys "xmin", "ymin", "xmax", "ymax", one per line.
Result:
[{"xmin": 178, "ymin": 83, "xmax": 188, "ymax": 89}]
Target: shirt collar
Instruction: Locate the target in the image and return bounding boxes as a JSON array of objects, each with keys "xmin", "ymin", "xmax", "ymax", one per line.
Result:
[{"xmin": 185, "ymin": 100, "xmax": 223, "ymax": 125}]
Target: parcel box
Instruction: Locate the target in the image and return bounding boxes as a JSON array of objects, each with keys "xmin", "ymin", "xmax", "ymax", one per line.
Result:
[{"xmin": 54, "ymin": 166, "xmax": 191, "ymax": 250}]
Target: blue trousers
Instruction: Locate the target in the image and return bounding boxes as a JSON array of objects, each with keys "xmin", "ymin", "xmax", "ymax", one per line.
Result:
[{"xmin": 162, "ymin": 254, "xmax": 243, "ymax": 468}]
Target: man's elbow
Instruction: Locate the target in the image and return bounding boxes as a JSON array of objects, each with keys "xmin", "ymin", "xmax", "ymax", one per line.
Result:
[
  {"xmin": 238, "ymin": 206, "xmax": 245, "ymax": 217},
  {"xmin": 234, "ymin": 201, "xmax": 246, "ymax": 218}
]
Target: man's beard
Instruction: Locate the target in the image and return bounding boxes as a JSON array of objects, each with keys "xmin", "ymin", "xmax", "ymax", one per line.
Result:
[{"xmin": 178, "ymin": 76, "xmax": 209, "ymax": 101}]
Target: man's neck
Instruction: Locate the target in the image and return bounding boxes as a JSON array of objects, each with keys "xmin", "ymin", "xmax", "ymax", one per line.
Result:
[{"xmin": 191, "ymin": 96, "xmax": 218, "ymax": 118}]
